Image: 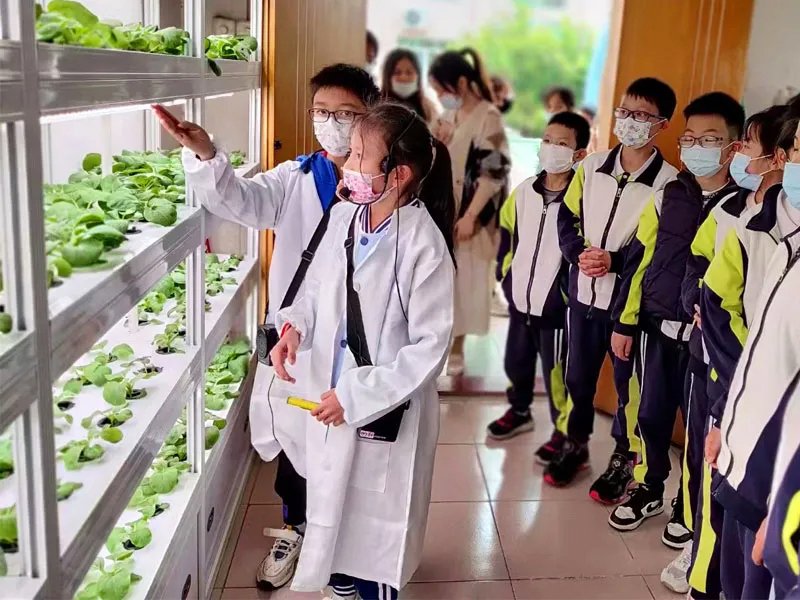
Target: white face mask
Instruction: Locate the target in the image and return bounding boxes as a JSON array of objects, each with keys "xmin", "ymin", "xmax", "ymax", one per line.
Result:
[
  {"xmin": 391, "ymin": 78, "xmax": 419, "ymax": 99},
  {"xmin": 614, "ymin": 116, "xmax": 660, "ymax": 149},
  {"xmin": 538, "ymin": 142, "xmax": 575, "ymax": 174},
  {"xmin": 313, "ymin": 119, "xmax": 353, "ymax": 157}
]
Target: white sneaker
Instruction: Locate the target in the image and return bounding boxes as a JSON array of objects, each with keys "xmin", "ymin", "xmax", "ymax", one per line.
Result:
[
  {"xmin": 256, "ymin": 526, "xmax": 303, "ymax": 591},
  {"xmin": 490, "ymin": 289, "xmax": 509, "ymax": 317},
  {"xmin": 323, "ymin": 588, "xmax": 361, "ymax": 600},
  {"xmin": 660, "ymin": 542, "xmax": 692, "ymax": 594}
]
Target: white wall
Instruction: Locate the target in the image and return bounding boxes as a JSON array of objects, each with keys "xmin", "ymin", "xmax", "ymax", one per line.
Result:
[{"xmin": 742, "ymin": 0, "xmax": 800, "ymax": 114}]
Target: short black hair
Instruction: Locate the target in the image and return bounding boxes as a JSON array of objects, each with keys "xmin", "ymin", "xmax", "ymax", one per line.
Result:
[
  {"xmin": 309, "ymin": 63, "xmax": 380, "ymax": 108},
  {"xmin": 683, "ymin": 92, "xmax": 745, "ymax": 139},
  {"xmin": 625, "ymin": 77, "xmax": 677, "ymax": 120},
  {"xmin": 744, "ymin": 104, "xmax": 791, "ymax": 155},
  {"xmin": 548, "ymin": 111, "xmax": 591, "ymax": 150},
  {"xmin": 579, "ymin": 105, "xmax": 596, "ymax": 120},
  {"xmin": 366, "ymin": 31, "xmax": 378, "ymax": 53},
  {"xmin": 542, "ymin": 86, "xmax": 575, "ymax": 110}
]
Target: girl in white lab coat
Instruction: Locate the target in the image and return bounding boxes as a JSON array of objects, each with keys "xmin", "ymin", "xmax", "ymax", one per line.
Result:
[{"xmin": 270, "ymin": 102, "xmax": 455, "ymax": 599}]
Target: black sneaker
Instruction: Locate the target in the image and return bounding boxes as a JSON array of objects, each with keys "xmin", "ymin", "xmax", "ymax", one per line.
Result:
[
  {"xmin": 534, "ymin": 431, "xmax": 566, "ymax": 465},
  {"xmin": 543, "ymin": 439, "xmax": 589, "ymax": 486},
  {"xmin": 608, "ymin": 484, "xmax": 665, "ymax": 531},
  {"xmin": 487, "ymin": 409, "xmax": 534, "ymax": 440},
  {"xmin": 662, "ymin": 496, "xmax": 692, "ymax": 549},
  {"xmin": 589, "ymin": 452, "xmax": 634, "ymax": 505}
]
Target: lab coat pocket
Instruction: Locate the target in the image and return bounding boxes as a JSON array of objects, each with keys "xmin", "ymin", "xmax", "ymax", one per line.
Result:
[{"xmin": 350, "ymin": 439, "xmax": 391, "ymax": 493}]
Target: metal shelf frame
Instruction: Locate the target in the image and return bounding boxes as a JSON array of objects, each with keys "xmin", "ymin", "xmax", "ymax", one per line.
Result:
[{"xmin": 0, "ymin": 0, "xmax": 263, "ymax": 596}]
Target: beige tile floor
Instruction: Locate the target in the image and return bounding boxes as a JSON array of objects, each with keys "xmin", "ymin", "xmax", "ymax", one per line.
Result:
[{"xmin": 213, "ymin": 398, "xmax": 683, "ymax": 599}]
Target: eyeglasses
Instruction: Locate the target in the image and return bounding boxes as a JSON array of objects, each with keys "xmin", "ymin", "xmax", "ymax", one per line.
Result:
[
  {"xmin": 678, "ymin": 135, "xmax": 729, "ymax": 149},
  {"xmin": 614, "ymin": 107, "xmax": 662, "ymax": 123},
  {"xmin": 308, "ymin": 108, "xmax": 363, "ymax": 125}
]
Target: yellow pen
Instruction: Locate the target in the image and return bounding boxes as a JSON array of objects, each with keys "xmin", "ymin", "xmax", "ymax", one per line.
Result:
[{"xmin": 287, "ymin": 396, "xmax": 319, "ymax": 411}]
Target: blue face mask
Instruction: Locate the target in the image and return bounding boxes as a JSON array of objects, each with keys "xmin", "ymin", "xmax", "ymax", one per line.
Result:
[
  {"xmin": 680, "ymin": 145, "xmax": 725, "ymax": 178},
  {"xmin": 440, "ymin": 93, "xmax": 463, "ymax": 111},
  {"xmin": 783, "ymin": 162, "xmax": 800, "ymax": 209},
  {"xmin": 729, "ymin": 152, "xmax": 770, "ymax": 191}
]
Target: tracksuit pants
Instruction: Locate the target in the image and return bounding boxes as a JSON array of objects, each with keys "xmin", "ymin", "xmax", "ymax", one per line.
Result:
[
  {"xmin": 275, "ymin": 451, "xmax": 306, "ymax": 527},
  {"xmin": 329, "ymin": 574, "xmax": 398, "ymax": 600},
  {"xmin": 720, "ymin": 511, "xmax": 773, "ymax": 600},
  {"xmin": 564, "ymin": 307, "xmax": 640, "ymax": 455},
  {"xmin": 505, "ymin": 308, "xmax": 567, "ymax": 432},
  {"xmin": 632, "ymin": 329, "xmax": 689, "ymax": 496},
  {"xmin": 685, "ymin": 366, "xmax": 724, "ymax": 599}
]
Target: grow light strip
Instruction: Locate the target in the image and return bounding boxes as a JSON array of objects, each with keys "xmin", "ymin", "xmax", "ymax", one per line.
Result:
[
  {"xmin": 204, "ymin": 92, "xmax": 235, "ymax": 101},
  {"xmin": 39, "ymin": 99, "xmax": 186, "ymax": 125}
]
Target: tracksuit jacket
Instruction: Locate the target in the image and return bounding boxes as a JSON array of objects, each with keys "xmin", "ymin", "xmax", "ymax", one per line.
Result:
[
  {"xmin": 498, "ymin": 171, "xmax": 570, "ymax": 328},
  {"xmin": 702, "ymin": 185, "xmax": 793, "ymax": 421},
  {"xmin": 765, "ymin": 372, "xmax": 800, "ymax": 599},
  {"xmin": 681, "ymin": 187, "xmax": 755, "ymax": 372},
  {"xmin": 558, "ymin": 144, "xmax": 678, "ymax": 318},
  {"xmin": 615, "ymin": 172, "xmax": 740, "ymax": 339},
  {"xmin": 713, "ymin": 213, "xmax": 800, "ymax": 532}
]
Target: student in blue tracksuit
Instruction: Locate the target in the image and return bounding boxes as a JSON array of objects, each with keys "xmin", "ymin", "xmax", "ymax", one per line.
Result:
[
  {"xmin": 607, "ymin": 93, "xmax": 744, "ymax": 593},
  {"xmin": 486, "ymin": 112, "xmax": 590, "ymax": 465},
  {"xmin": 762, "ymin": 370, "xmax": 800, "ymax": 600},
  {"xmin": 546, "ymin": 78, "xmax": 678, "ymax": 495},
  {"xmin": 679, "ymin": 104, "xmax": 790, "ymax": 600},
  {"xmin": 705, "ymin": 112, "xmax": 800, "ymax": 600}
]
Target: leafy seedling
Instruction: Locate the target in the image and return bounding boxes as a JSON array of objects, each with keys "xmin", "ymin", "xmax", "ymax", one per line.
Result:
[
  {"xmin": 76, "ymin": 556, "xmax": 142, "ymax": 600},
  {"xmin": 0, "ymin": 439, "xmax": 12, "ymax": 480},
  {"xmin": 153, "ymin": 322, "xmax": 184, "ymax": 354},
  {"xmin": 56, "ymin": 481, "xmax": 83, "ymax": 501},
  {"xmin": 106, "ymin": 519, "xmax": 152, "ymax": 554},
  {"xmin": 0, "ymin": 505, "xmax": 17, "ymax": 553},
  {"xmin": 0, "ymin": 311, "xmax": 12, "ymax": 334}
]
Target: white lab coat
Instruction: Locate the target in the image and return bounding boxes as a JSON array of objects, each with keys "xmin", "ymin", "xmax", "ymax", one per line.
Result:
[
  {"xmin": 183, "ymin": 149, "xmax": 326, "ymax": 472},
  {"xmin": 276, "ymin": 201, "xmax": 454, "ymax": 591}
]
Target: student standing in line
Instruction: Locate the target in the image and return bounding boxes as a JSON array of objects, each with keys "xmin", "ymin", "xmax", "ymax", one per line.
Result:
[
  {"xmin": 153, "ymin": 65, "xmax": 380, "ymax": 592},
  {"xmin": 485, "ymin": 112, "xmax": 590, "ymax": 464},
  {"xmin": 429, "ymin": 48, "xmax": 511, "ymax": 376},
  {"xmin": 270, "ymin": 102, "xmax": 455, "ymax": 600},
  {"xmin": 380, "ymin": 48, "xmax": 438, "ymax": 123},
  {"xmin": 677, "ymin": 103, "xmax": 791, "ymax": 600},
  {"xmin": 542, "ymin": 86, "xmax": 576, "ymax": 120},
  {"xmin": 607, "ymin": 92, "xmax": 745, "ymax": 595},
  {"xmin": 761, "ymin": 370, "xmax": 800, "ymax": 600},
  {"xmin": 545, "ymin": 78, "xmax": 679, "ymax": 497},
  {"xmin": 703, "ymin": 113, "xmax": 800, "ymax": 600}
]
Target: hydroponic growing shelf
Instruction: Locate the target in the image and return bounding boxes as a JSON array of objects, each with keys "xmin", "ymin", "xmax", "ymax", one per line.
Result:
[{"xmin": 0, "ymin": 1, "xmax": 263, "ymax": 598}]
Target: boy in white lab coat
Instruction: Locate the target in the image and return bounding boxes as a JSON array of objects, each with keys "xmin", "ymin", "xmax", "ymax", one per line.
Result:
[
  {"xmin": 153, "ymin": 64, "xmax": 380, "ymax": 591},
  {"xmin": 271, "ymin": 103, "xmax": 455, "ymax": 600}
]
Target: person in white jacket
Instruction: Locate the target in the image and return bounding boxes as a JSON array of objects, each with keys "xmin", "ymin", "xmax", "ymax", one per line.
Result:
[
  {"xmin": 152, "ymin": 63, "xmax": 380, "ymax": 592},
  {"xmin": 270, "ymin": 102, "xmax": 455, "ymax": 600}
]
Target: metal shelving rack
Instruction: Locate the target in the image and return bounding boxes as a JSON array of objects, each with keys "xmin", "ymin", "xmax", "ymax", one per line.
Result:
[{"xmin": 0, "ymin": 0, "xmax": 262, "ymax": 597}]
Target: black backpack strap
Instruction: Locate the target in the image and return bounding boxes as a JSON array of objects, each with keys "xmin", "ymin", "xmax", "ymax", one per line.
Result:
[
  {"xmin": 345, "ymin": 209, "xmax": 372, "ymax": 367},
  {"xmin": 261, "ymin": 196, "xmax": 339, "ymax": 323}
]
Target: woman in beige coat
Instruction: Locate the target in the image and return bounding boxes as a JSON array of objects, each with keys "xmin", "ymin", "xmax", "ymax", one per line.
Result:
[{"xmin": 429, "ymin": 48, "xmax": 511, "ymax": 374}]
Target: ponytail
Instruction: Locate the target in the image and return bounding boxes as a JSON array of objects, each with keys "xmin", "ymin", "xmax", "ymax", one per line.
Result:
[
  {"xmin": 459, "ymin": 48, "xmax": 494, "ymax": 103},
  {"xmin": 418, "ymin": 138, "xmax": 456, "ymax": 263},
  {"xmin": 429, "ymin": 47, "xmax": 494, "ymax": 105},
  {"xmin": 356, "ymin": 102, "xmax": 456, "ymax": 264}
]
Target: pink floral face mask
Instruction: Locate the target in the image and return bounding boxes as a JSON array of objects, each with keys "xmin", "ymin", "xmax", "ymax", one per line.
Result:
[{"xmin": 340, "ymin": 169, "xmax": 395, "ymax": 205}]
